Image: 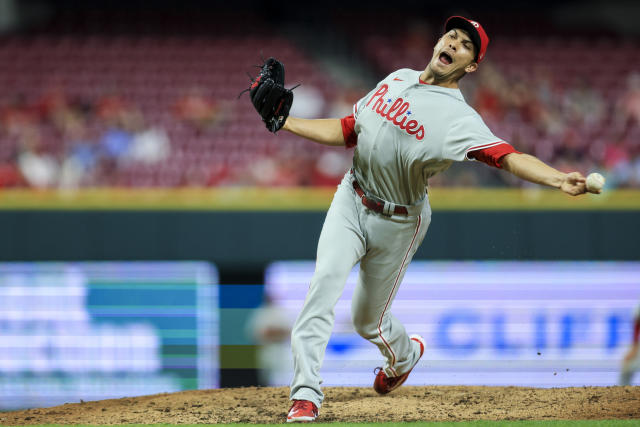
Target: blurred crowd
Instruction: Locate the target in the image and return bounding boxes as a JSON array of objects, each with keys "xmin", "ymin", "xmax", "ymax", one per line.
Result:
[
  {"xmin": 0, "ymin": 90, "xmax": 172, "ymax": 188},
  {"xmin": 0, "ymin": 35, "xmax": 638, "ymax": 190},
  {"xmin": 463, "ymin": 65, "xmax": 640, "ymax": 189}
]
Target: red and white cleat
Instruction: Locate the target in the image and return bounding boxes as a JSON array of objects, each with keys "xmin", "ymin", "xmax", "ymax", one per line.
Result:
[
  {"xmin": 286, "ymin": 399, "xmax": 319, "ymax": 423},
  {"xmin": 373, "ymin": 334, "xmax": 425, "ymax": 395}
]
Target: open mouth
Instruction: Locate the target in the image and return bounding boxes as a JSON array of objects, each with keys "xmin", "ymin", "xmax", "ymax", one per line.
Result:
[{"xmin": 439, "ymin": 52, "xmax": 453, "ymax": 65}]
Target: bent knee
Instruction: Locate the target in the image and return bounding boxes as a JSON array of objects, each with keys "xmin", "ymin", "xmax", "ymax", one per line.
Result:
[{"xmin": 351, "ymin": 312, "xmax": 380, "ymax": 339}]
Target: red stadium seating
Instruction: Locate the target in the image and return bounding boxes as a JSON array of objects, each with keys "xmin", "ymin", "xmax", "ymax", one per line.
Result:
[{"xmin": 0, "ymin": 29, "xmax": 638, "ymax": 188}]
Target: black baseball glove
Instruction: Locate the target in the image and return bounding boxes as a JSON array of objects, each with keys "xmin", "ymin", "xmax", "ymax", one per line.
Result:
[{"xmin": 246, "ymin": 57, "xmax": 295, "ymax": 133}]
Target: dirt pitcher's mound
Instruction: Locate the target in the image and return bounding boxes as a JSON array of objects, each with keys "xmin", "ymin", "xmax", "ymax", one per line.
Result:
[{"xmin": 1, "ymin": 386, "xmax": 639, "ymax": 424}]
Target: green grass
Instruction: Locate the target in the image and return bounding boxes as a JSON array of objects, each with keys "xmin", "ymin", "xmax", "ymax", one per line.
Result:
[{"xmin": 12, "ymin": 421, "xmax": 640, "ymax": 427}]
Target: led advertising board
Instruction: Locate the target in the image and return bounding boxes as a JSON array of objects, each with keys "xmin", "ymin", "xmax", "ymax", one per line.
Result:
[
  {"xmin": 0, "ymin": 262, "xmax": 218, "ymax": 409},
  {"xmin": 265, "ymin": 261, "xmax": 639, "ymax": 387}
]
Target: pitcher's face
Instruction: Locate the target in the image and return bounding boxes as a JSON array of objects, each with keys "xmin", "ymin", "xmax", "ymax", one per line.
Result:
[{"xmin": 428, "ymin": 28, "xmax": 478, "ymax": 81}]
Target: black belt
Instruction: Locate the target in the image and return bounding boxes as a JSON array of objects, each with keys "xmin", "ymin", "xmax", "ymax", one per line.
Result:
[{"xmin": 352, "ymin": 177, "xmax": 408, "ymax": 216}]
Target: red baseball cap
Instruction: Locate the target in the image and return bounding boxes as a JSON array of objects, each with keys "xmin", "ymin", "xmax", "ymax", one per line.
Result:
[{"xmin": 445, "ymin": 16, "xmax": 490, "ymax": 63}]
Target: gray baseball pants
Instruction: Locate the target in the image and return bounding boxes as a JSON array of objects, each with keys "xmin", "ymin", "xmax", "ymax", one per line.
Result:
[{"xmin": 289, "ymin": 171, "xmax": 431, "ymax": 407}]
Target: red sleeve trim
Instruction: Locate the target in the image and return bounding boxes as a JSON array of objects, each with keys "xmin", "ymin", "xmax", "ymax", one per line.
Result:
[
  {"xmin": 468, "ymin": 142, "xmax": 520, "ymax": 169},
  {"xmin": 341, "ymin": 114, "xmax": 357, "ymax": 148}
]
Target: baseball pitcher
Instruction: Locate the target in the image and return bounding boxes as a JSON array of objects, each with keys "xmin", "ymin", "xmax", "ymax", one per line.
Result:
[{"xmin": 246, "ymin": 16, "xmax": 600, "ymax": 423}]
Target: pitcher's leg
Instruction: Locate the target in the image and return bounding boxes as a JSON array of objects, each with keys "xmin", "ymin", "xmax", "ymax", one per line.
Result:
[
  {"xmin": 351, "ymin": 207, "xmax": 430, "ymax": 377},
  {"xmin": 290, "ymin": 181, "xmax": 365, "ymax": 407}
]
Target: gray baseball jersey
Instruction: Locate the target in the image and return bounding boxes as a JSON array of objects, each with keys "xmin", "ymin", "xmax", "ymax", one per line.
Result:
[{"xmin": 352, "ymin": 68, "xmax": 506, "ymax": 205}]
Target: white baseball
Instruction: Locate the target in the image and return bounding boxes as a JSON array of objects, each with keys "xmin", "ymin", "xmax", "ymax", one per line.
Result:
[{"xmin": 586, "ymin": 173, "xmax": 605, "ymax": 192}]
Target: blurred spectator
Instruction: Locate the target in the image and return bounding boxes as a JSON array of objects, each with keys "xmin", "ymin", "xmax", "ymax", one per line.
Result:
[
  {"xmin": 327, "ymin": 88, "xmax": 363, "ymax": 118},
  {"xmin": 310, "ymin": 150, "xmax": 352, "ymax": 187},
  {"xmin": 99, "ymin": 103, "xmax": 141, "ymax": 161},
  {"xmin": 562, "ymin": 78, "xmax": 605, "ymax": 127},
  {"xmin": 620, "ymin": 304, "xmax": 640, "ymax": 385},
  {"xmin": 289, "ymin": 85, "xmax": 325, "ymax": 119},
  {"xmin": 61, "ymin": 129, "xmax": 97, "ymax": 188},
  {"xmin": 247, "ymin": 153, "xmax": 306, "ymax": 186},
  {"xmin": 617, "ymin": 72, "xmax": 640, "ymax": 126},
  {"xmin": 17, "ymin": 129, "xmax": 59, "ymax": 188},
  {"xmin": 0, "ymin": 163, "xmax": 24, "ymax": 187},
  {"xmin": 246, "ymin": 295, "xmax": 293, "ymax": 386},
  {"xmin": 119, "ymin": 106, "xmax": 171, "ymax": 165},
  {"xmin": 100, "ymin": 127, "xmax": 133, "ymax": 160},
  {"xmin": 473, "ymin": 62, "xmax": 508, "ymax": 123},
  {"xmin": 96, "ymin": 94, "xmax": 128, "ymax": 123},
  {"xmin": 206, "ymin": 161, "xmax": 231, "ymax": 186},
  {"xmin": 174, "ymin": 88, "xmax": 225, "ymax": 132},
  {"xmin": 127, "ymin": 128, "xmax": 170, "ymax": 165}
]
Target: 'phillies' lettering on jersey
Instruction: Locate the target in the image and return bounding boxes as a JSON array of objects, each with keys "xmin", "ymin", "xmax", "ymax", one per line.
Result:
[
  {"xmin": 365, "ymin": 84, "xmax": 425, "ymax": 140},
  {"xmin": 352, "ymin": 68, "xmax": 508, "ymax": 205}
]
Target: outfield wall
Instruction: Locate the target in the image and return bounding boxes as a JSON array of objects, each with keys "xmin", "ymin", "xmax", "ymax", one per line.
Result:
[
  {"xmin": 0, "ymin": 210, "xmax": 637, "ymax": 267},
  {"xmin": 1, "ymin": 189, "xmax": 637, "ymax": 268}
]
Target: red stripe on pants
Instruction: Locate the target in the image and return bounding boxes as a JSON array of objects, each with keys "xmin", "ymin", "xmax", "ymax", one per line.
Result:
[{"xmin": 376, "ymin": 215, "xmax": 422, "ymax": 376}]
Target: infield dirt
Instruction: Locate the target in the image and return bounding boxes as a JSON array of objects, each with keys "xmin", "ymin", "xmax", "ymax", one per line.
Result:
[{"xmin": 1, "ymin": 386, "xmax": 639, "ymax": 424}]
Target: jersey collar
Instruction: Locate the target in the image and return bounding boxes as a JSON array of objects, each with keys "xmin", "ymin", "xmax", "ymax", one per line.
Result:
[{"xmin": 416, "ymin": 73, "xmax": 465, "ymax": 101}]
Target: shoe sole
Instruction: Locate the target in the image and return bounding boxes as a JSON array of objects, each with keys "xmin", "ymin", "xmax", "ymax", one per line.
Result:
[{"xmin": 287, "ymin": 416, "xmax": 317, "ymax": 423}]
